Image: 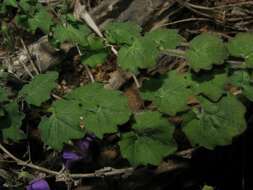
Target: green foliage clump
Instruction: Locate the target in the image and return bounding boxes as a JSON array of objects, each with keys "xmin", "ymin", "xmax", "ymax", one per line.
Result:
[{"xmin": 1, "ymin": 4, "xmax": 253, "ymax": 166}]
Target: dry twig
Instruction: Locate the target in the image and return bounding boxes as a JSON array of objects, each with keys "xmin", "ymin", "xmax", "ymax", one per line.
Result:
[{"xmin": 0, "ymin": 143, "xmax": 193, "ymax": 180}]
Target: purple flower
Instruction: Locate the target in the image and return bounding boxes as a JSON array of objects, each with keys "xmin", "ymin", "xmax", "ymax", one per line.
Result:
[
  {"xmin": 62, "ymin": 151, "xmax": 82, "ymax": 160},
  {"xmin": 62, "ymin": 151, "xmax": 82, "ymax": 168},
  {"xmin": 62, "ymin": 135, "xmax": 95, "ymax": 169},
  {"xmin": 76, "ymin": 138, "xmax": 92, "ymax": 152},
  {"xmin": 26, "ymin": 179, "xmax": 50, "ymax": 190},
  {"xmin": 76, "ymin": 134, "xmax": 95, "ymax": 152}
]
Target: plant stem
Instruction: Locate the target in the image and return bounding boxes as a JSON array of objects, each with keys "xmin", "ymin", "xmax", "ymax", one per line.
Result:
[
  {"xmin": 132, "ymin": 74, "xmax": 140, "ymax": 88},
  {"xmin": 76, "ymin": 45, "xmax": 95, "ymax": 83},
  {"xmin": 163, "ymin": 48, "xmax": 186, "ymax": 58},
  {"xmin": 0, "ymin": 143, "xmax": 193, "ymax": 180},
  {"xmin": 0, "ymin": 143, "xmax": 59, "ymax": 176},
  {"xmin": 20, "ymin": 38, "xmax": 40, "ymax": 75}
]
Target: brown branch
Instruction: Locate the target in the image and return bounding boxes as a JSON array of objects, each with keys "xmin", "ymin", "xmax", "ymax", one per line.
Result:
[
  {"xmin": 0, "ymin": 143, "xmax": 193, "ymax": 180},
  {"xmin": 69, "ymin": 167, "xmax": 134, "ymax": 179},
  {"xmin": 0, "ymin": 143, "xmax": 59, "ymax": 176}
]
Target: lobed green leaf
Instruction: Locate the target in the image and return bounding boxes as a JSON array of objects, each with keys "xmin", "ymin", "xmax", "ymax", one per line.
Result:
[
  {"xmin": 227, "ymin": 33, "xmax": 253, "ymax": 68},
  {"xmin": 65, "ymin": 83, "xmax": 131, "ymax": 138},
  {"xmin": 81, "ymin": 51, "xmax": 108, "ymax": 68},
  {"xmin": 186, "ymin": 33, "xmax": 228, "ymax": 72},
  {"xmin": 191, "ymin": 70, "xmax": 228, "ymax": 101},
  {"xmin": 141, "ymin": 70, "xmax": 194, "ymax": 115},
  {"xmin": 28, "ymin": 8, "xmax": 53, "ymax": 33},
  {"xmin": 19, "ymin": 71, "xmax": 58, "ymax": 106},
  {"xmin": 182, "ymin": 95, "xmax": 246, "ymax": 149},
  {"xmin": 228, "ymin": 70, "xmax": 253, "ymax": 101},
  {"xmin": 104, "ymin": 21, "xmax": 141, "ymax": 45},
  {"xmin": 117, "ymin": 37, "xmax": 159, "ymax": 73},
  {"xmin": 39, "ymin": 100, "xmax": 85, "ymax": 150},
  {"xmin": 119, "ymin": 111, "xmax": 176, "ymax": 166},
  {"xmin": 2, "ymin": 102, "xmax": 25, "ymax": 142},
  {"xmin": 144, "ymin": 28, "xmax": 183, "ymax": 50},
  {"xmin": 53, "ymin": 24, "xmax": 91, "ymax": 47},
  {"xmin": 0, "ymin": 87, "xmax": 8, "ymax": 102}
]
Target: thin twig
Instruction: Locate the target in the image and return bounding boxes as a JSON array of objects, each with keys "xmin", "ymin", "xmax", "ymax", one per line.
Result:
[
  {"xmin": 76, "ymin": 45, "xmax": 95, "ymax": 83},
  {"xmin": 20, "ymin": 39, "xmax": 40, "ymax": 75},
  {"xmin": 52, "ymin": 93, "xmax": 63, "ymax": 100},
  {"xmin": 180, "ymin": 42, "xmax": 190, "ymax": 47},
  {"xmin": 0, "ymin": 142, "xmax": 134, "ymax": 179},
  {"xmin": 0, "ymin": 160, "xmax": 16, "ymax": 163},
  {"xmin": 12, "ymin": 56, "xmax": 34, "ymax": 79},
  {"xmin": 105, "ymin": 43, "xmax": 141, "ymax": 88},
  {"xmin": 163, "ymin": 48, "xmax": 186, "ymax": 58},
  {"xmin": 110, "ymin": 44, "xmax": 119, "ymax": 56},
  {"xmin": 163, "ymin": 17, "xmax": 212, "ymax": 26},
  {"xmin": 187, "ymin": 1, "xmax": 253, "ymax": 10},
  {"xmin": 175, "ymin": 0, "xmax": 213, "ymax": 18},
  {"xmin": 74, "ymin": 0, "xmax": 103, "ymax": 37},
  {"xmin": 0, "ymin": 143, "xmax": 59, "ymax": 176},
  {"xmin": 0, "ymin": 143, "xmax": 193, "ymax": 180},
  {"xmin": 35, "ymin": 52, "xmax": 42, "ymax": 73},
  {"xmin": 132, "ymin": 74, "xmax": 141, "ymax": 88},
  {"xmin": 70, "ymin": 167, "xmax": 134, "ymax": 178}
]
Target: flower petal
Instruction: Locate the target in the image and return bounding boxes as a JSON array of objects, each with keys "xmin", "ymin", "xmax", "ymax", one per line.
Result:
[
  {"xmin": 62, "ymin": 151, "xmax": 82, "ymax": 161},
  {"xmin": 76, "ymin": 135, "xmax": 95, "ymax": 152},
  {"xmin": 26, "ymin": 179, "xmax": 50, "ymax": 190}
]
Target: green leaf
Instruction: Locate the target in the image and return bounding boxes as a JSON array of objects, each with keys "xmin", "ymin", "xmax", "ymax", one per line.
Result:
[
  {"xmin": 228, "ymin": 70, "xmax": 253, "ymax": 101},
  {"xmin": 0, "ymin": 0, "xmax": 17, "ymax": 13},
  {"xmin": 28, "ymin": 8, "xmax": 53, "ymax": 33},
  {"xmin": 19, "ymin": 72, "xmax": 58, "ymax": 106},
  {"xmin": 144, "ymin": 28, "xmax": 183, "ymax": 50},
  {"xmin": 141, "ymin": 70, "xmax": 194, "ymax": 115},
  {"xmin": 119, "ymin": 111, "xmax": 176, "ymax": 166},
  {"xmin": 0, "ymin": 107, "xmax": 11, "ymax": 130},
  {"xmin": 105, "ymin": 21, "xmax": 141, "ymax": 45},
  {"xmin": 0, "ymin": 87, "xmax": 8, "ymax": 102},
  {"xmin": 191, "ymin": 71, "xmax": 228, "ymax": 101},
  {"xmin": 140, "ymin": 77, "xmax": 164, "ymax": 100},
  {"xmin": 182, "ymin": 95, "xmax": 246, "ymax": 149},
  {"xmin": 66, "ymin": 83, "xmax": 131, "ymax": 138},
  {"xmin": 53, "ymin": 24, "xmax": 91, "ymax": 47},
  {"xmin": 15, "ymin": 14, "xmax": 29, "ymax": 28},
  {"xmin": 202, "ymin": 185, "xmax": 214, "ymax": 190},
  {"xmin": 186, "ymin": 33, "xmax": 228, "ymax": 72},
  {"xmin": 2, "ymin": 102, "xmax": 25, "ymax": 142},
  {"xmin": 87, "ymin": 34, "xmax": 105, "ymax": 50},
  {"xmin": 118, "ymin": 37, "xmax": 159, "ymax": 73},
  {"xmin": 3, "ymin": 0, "xmax": 17, "ymax": 7},
  {"xmin": 81, "ymin": 51, "xmax": 108, "ymax": 68},
  {"xmin": 39, "ymin": 99, "xmax": 85, "ymax": 150},
  {"xmin": 19, "ymin": 0, "xmax": 31, "ymax": 11},
  {"xmin": 0, "ymin": 108, "xmax": 5, "ymax": 117},
  {"xmin": 227, "ymin": 33, "xmax": 253, "ymax": 68}
]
